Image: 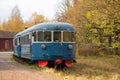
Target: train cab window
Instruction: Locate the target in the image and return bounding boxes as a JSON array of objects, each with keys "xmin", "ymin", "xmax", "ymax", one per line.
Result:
[
  {"xmin": 63, "ymin": 32, "xmax": 75, "ymax": 42},
  {"xmin": 44, "ymin": 31, "xmax": 51, "ymax": 41},
  {"xmin": 38, "ymin": 31, "xmax": 44, "ymax": 41},
  {"xmin": 38, "ymin": 31, "xmax": 51, "ymax": 42},
  {"xmin": 53, "ymin": 31, "xmax": 61, "ymax": 42}
]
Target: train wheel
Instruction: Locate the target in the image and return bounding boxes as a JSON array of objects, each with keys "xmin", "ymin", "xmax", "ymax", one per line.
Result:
[
  {"xmin": 47, "ymin": 61, "xmax": 55, "ymax": 68},
  {"xmin": 38, "ymin": 60, "xmax": 48, "ymax": 67}
]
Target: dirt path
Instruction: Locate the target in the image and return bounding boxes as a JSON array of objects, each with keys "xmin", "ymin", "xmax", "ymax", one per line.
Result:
[{"xmin": 0, "ymin": 52, "xmax": 61, "ymax": 80}]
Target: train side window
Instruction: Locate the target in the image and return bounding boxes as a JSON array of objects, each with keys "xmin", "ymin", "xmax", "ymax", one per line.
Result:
[
  {"xmin": 21, "ymin": 36, "xmax": 24, "ymax": 45},
  {"xmin": 24, "ymin": 35, "xmax": 29, "ymax": 44},
  {"xmin": 21, "ymin": 37, "xmax": 23, "ymax": 45},
  {"xmin": 17, "ymin": 38, "xmax": 20, "ymax": 45},
  {"xmin": 22, "ymin": 36, "xmax": 24, "ymax": 44},
  {"xmin": 38, "ymin": 31, "xmax": 44, "ymax": 41},
  {"xmin": 27, "ymin": 35, "xmax": 29, "ymax": 44},
  {"xmin": 25, "ymin": 36, "xmax": 27, "ymax": 44},
  {"xmin": 24, "ymin": 36, "xmax": 26, "ymax": 44},
  {"xmin": 20, "ymin": 37, "xmax": 22, "ymax": 44},
  {"xmin": 44, "ymin": 31, "xmax": 51, "ymax": 41},
  {"xmin": 32, "ymin": 32, "xmax": 37, "ymax": 41},
  {"xmin": 53, "ymin": 31, "xmax": 61, "ymax": 42},
  {"xmin": 15, "ymin": 39, "xmax": 17, "ymax": 46}
]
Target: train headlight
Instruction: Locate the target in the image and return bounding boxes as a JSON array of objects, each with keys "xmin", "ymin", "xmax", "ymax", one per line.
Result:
[
  {"xmin": 68, "ymin": 45, "xmax": 73, "ymax": 49},
  {"xmin": 41, "ymin": 44, "xmax": 46, "ymax": 49}
]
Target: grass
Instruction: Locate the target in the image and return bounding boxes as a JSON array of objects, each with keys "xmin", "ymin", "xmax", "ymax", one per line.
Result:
[
  {"xmin": 64, "ymin": 55, "xmax": 120, "ymax": 80},
  {"xmin": 12, "ymin": 55, "xmax": 120, "ymax": 80}
]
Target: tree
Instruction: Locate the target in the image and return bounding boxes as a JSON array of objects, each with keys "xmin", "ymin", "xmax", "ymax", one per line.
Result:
[
  {"xmin": 7, "ymin": 6, "xmax": 23, "ymax": 32},
  {"xmin": 56, "ymin": 0, "xmax": 73, "ymax": 22},
  {"xmin": 24, "ymin": 12, "xmax": 45, "ymax": 28},
  {"xmin": 0, "ymin": 6, "xmax": 23, "ymax": 32},
  {"xmin": 30, "ymin": 12, "xmax": 45, "ymax": 24},
  {"xmin": 86, "ymin": 0, "xmax": 120, "ymax": 55},
  {"xmin": 56, "ymin": 0, "xmax": 120, "ymax": 55},
  {"xmin": 0, "ymin": 20, "xmax": 7, "ymax": 31}
]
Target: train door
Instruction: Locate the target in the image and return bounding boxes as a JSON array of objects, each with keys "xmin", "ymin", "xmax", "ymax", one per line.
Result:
[
  {"xmin": 21, "ymin": 34, "xmax": 31, "ymax": 59},
  {"xmin": 52, "ymin": 31, "xmax": 63, "ymax": 58},
  {"xmin": 17, "ymin": 37, "xmax": 21, "ymax": 57},
  {"xmin": 13, "ymin": 38, "xmax": 17, "ymax": 55}
]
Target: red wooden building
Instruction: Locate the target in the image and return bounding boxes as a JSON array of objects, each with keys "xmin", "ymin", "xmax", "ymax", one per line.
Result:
[{"xmin": 0, "ymin": 31, "xmax": 16, "ymax": 51}]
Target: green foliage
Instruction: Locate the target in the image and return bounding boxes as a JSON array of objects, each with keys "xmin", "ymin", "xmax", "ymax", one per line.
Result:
[
  {"xmin": 56, "ymin": 0, "xmax": 120, "ymax": 55},
  {"xmin": 97, "ymin": 51, "xmax": 105, "ymax": 57}
]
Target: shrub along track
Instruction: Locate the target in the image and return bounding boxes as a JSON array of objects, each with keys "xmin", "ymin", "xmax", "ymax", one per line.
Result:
[{"xmin": 0, "ymin": 52, "xmax": 61, "ymax": 80}]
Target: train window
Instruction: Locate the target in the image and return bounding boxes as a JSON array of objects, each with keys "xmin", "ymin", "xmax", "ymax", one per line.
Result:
[
  {"xmin": 20, "ymin": 37, "xmax": 22, "ymax": 44},
  {"xmin": 44, "ymin": 31, "xmax": 51, "ymax": 41},
  {"xmin": 53, "ymin": 31, "xmax": 61, "ymax": 42},
  {"xmin": 23, "ymin": 36, "xmax": 25, "ymax": 44},
  {"xmin": 63, "ymin": 32, "xmax": 75, "ymax": 42},
  {"xmin": 18, "ymin": 38, "xmax": 20, "ymax": 44},
  {"xmin": 37, "ymin": 31, "xmax": 51, "ymax": 42},
  {"xmin": 24, "ymin": 36, "xmax": 26, "ymax": 44},
  {"xmin": 32, "ymin": 32, "xmax": 37, "ymax": 41},
  {"xmin": 38, "ymin": 31, "xmax": 44, "ymax": 41},
  {"xmin": 21, "ymin": 37, "xmax": 23, "ymax": 44},
  {"xmin": 15, "ymin": 39, "xmax": 17, "ymax": 46},
  {"xmin": 21, "ymin": 36, "xmax": 25, "ymax": 45},
  {"xmin": 25, "ymin": 35, "xmax": 29, "ymax": 44}
]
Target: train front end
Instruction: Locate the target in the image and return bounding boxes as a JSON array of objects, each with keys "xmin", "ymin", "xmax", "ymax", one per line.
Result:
[{"xmin": 31, "ymin": 23, "xmax": 76, "ymax": 67}]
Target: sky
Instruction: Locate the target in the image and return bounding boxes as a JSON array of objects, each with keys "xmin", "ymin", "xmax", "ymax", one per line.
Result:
[{"xmin": 0, "ymin": 0, "xmax": 63, "ymax": 22}]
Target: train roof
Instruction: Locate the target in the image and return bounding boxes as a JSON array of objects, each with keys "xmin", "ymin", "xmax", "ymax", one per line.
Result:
[{"xmin": 15, "ymin": 22, "xmax": 75, "ymax": 38}]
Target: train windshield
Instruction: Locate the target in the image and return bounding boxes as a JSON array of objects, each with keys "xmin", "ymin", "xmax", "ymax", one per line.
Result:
[
  {"xmin": 63, "ymin": 32, "xmax": 75, "ymax": 42},
  {"xmin": 37, "ymin": 31, "xmax": 51, "ymax": 42},
  {"xmin": 33, "ymin": 31, "xmax": 75, "ymax": 42},
  {"xmin": 53, "ymin": 31, "xmax": 61, "ymax": 42},
  {"xmin": 38, "ymin": 31, "xmax": 44, "ymax": 41}
]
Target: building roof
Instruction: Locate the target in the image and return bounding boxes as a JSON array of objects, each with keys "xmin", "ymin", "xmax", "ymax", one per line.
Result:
[{"xmin": 0, "ymin": 31, "xmax": 17, "ymax": 38}]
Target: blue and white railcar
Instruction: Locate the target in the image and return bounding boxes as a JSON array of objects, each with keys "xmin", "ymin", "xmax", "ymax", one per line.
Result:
[{"xmin": 13, "ymin": 22, "xmax": 76, "ymax": 67}]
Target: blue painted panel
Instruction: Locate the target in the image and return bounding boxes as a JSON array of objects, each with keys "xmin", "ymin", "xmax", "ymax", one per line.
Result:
[
  {"xmin": 13, "ymin": 45, "xmax": 21, "ymax": 57},
  {"xmin": 31, "ymin": 43, "xmax": 53, "ymax": 60},
  {"xmin": 31, "ymin": 42, "xmax": 75, "ymax": 61},
  {"xmin": 62, "ymin": 43, "xmax": 75, "ymax": 59},
  {"xmin": 17, "ymin": 45, "xmax": 21, "ymax": 57}
]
